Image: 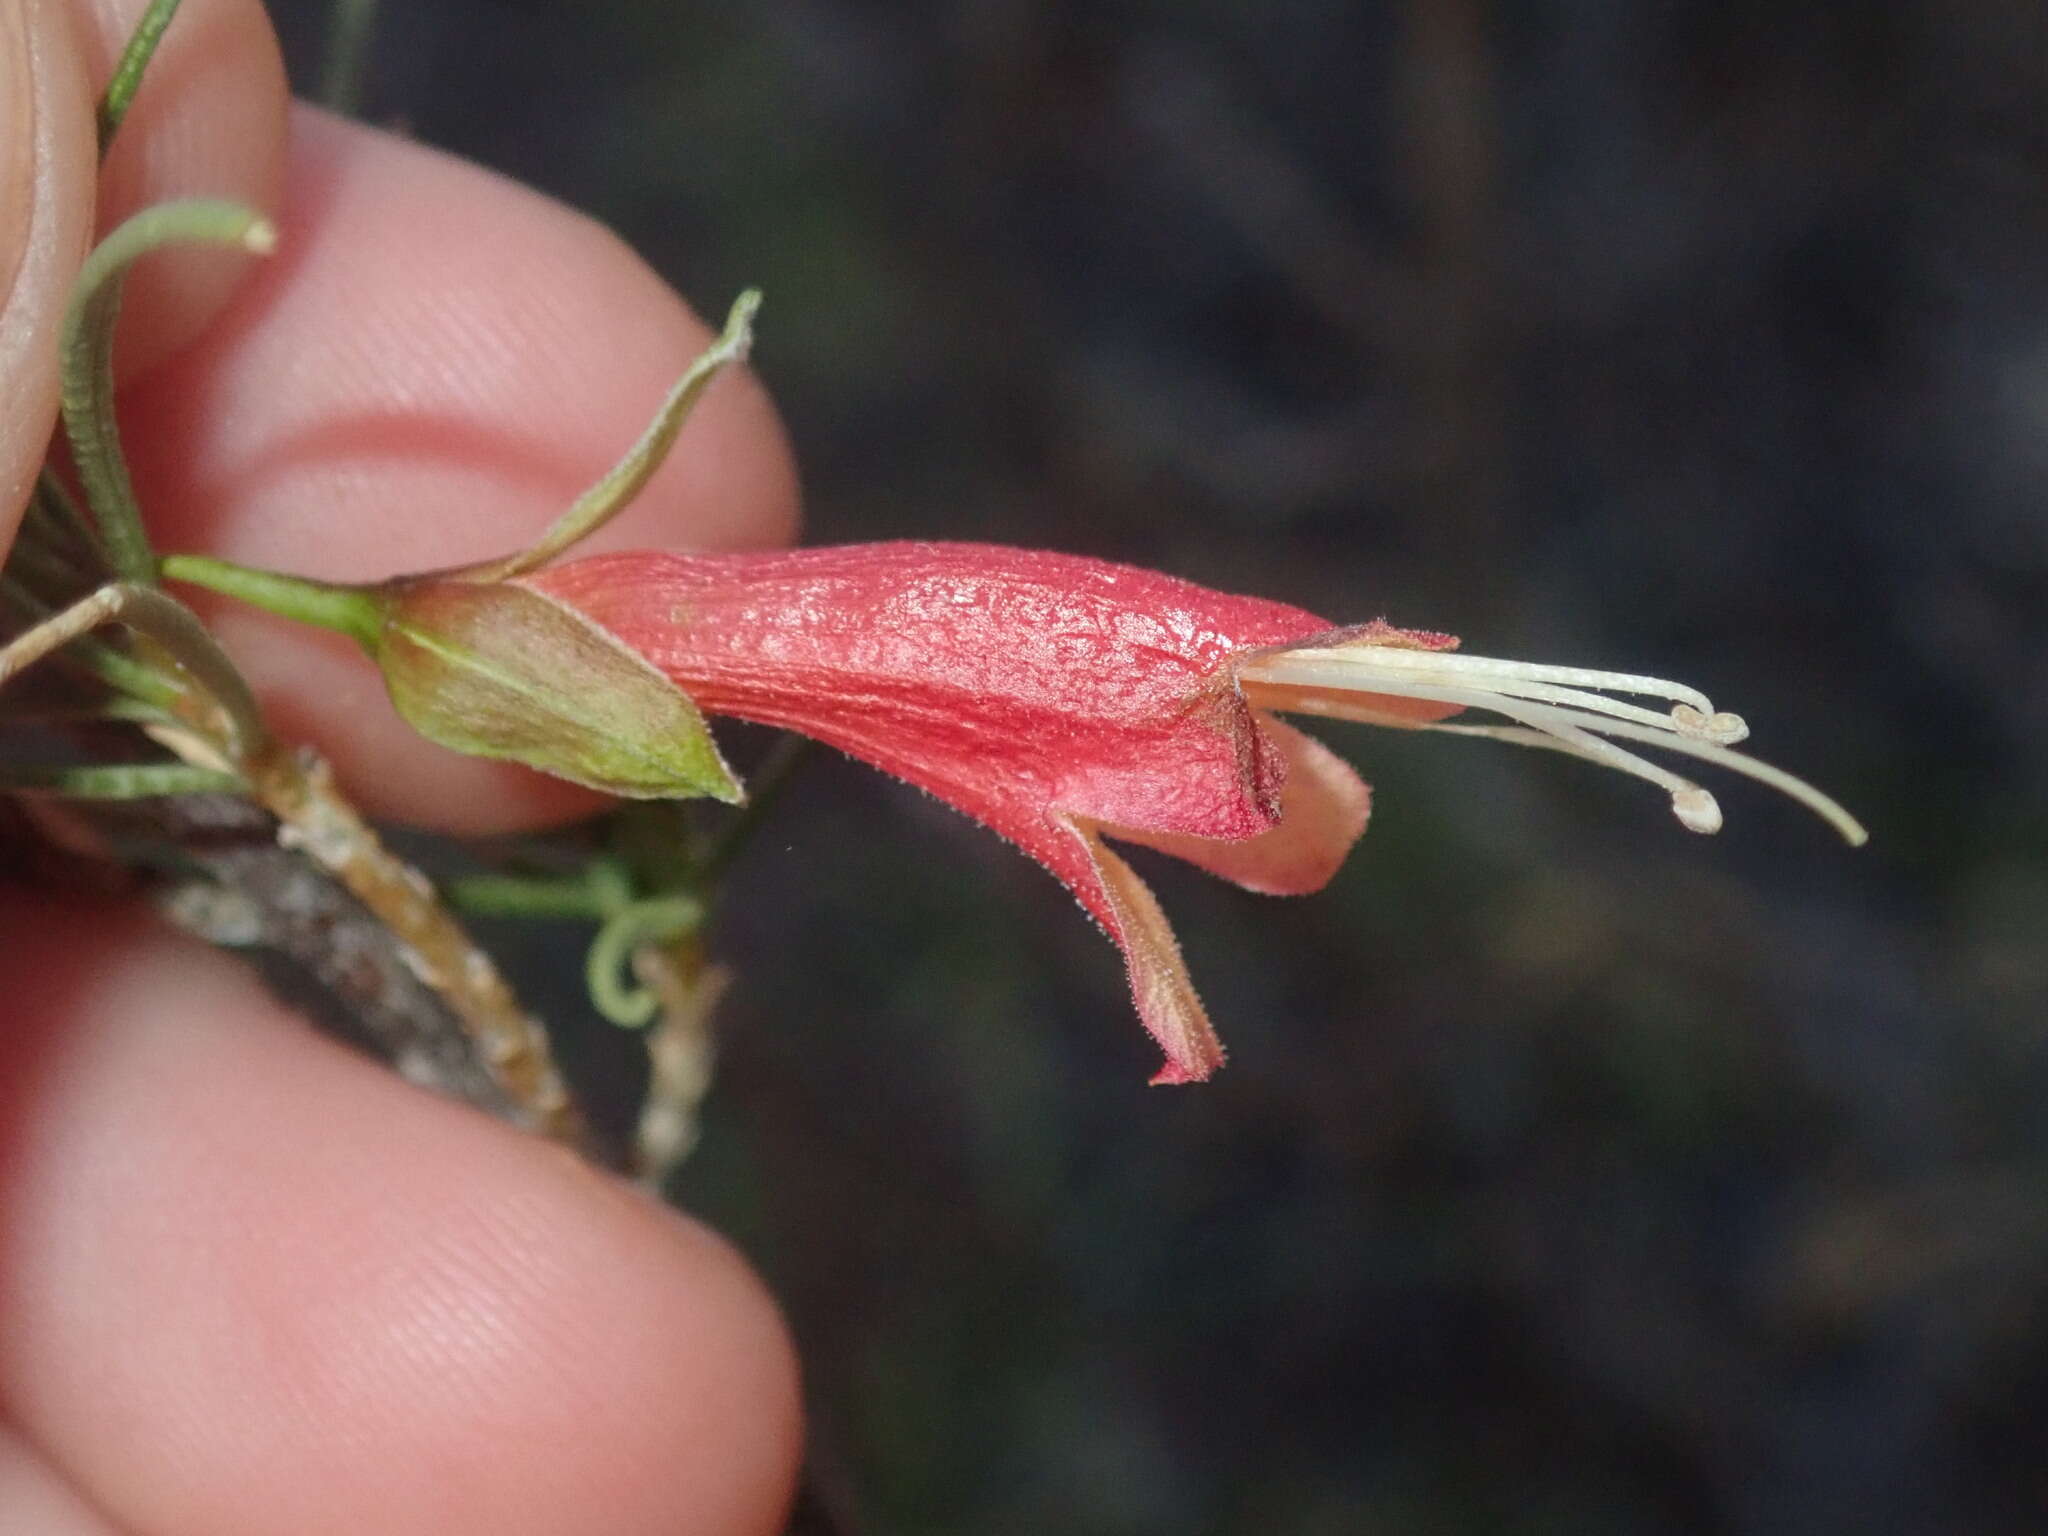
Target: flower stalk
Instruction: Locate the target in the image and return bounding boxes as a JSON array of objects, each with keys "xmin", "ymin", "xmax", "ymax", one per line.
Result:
[
  {"xmin": 159, "ymin": 554, "xmax": 385, "ymax": 646},
  {"xmin": 0, "ymin": 762, "xmax": 244, "ymax": 799}
]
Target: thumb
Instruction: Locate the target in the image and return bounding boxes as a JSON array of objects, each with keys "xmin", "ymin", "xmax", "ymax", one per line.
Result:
[{"xmin": 0, "ymin": 0, "xmax": 96, "ymax": 551}]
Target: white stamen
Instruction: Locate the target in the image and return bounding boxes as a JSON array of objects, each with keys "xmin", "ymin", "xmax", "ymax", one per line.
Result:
[
  {"xmin": 1314, "ymin": 643, "xmax": 1721, "ymax": 715},
  {"xmin": 1443, "ymin": 677, "xmax": 1748, "ymax": 741},
  {"xmin": 1237, "ymin": 643, "xmax": 1866, "ymax": 846},
  {"xmin": 1254, "ymin": 672, "xmax": 1726, "ymax": 833},
  {"xmin": 1671, "ymin": 704, "xmax": 1750, "ymax": 744}
]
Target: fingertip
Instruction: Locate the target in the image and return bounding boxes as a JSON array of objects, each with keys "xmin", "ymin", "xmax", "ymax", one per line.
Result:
[{"xmin": 0, "ymin": 895, "xmax": 801, "ymax": 1536}]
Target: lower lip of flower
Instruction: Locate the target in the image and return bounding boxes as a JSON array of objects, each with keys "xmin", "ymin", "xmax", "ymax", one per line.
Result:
[{"xmin": 1234, "ymin": 634, "xmax": 1868, "ymax": 845}]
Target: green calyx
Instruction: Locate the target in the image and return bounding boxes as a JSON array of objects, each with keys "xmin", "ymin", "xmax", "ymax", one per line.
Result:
[
  {"xmin": 162, "ymin": 555, "xmax": 740, "ymax": 803},
  {"xmin": 377, "ymin": 579, "xmax": 743, "ymax": 803},
  {"xmin": 152, "ymin": 287, "xmax": 764, "ymax": 803}
]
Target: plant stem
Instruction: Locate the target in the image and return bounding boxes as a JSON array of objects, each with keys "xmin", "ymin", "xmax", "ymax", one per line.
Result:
[
  {"xmin": 445, "ymin": 873, "xmax": 618, "ymax": 922},
  {"xmin": 241, "ymin": 745, "xmax": 591, "ymax": 1149},
  {"xmin": 631, "ymin": 937, "xmax": 727, "ymax": 1187},
  {"xmin": 320, "ymin": 0, "xmax": 382, "ymax": 116},
  {"xmin": 0, "ymin": 761, "xmax": 243, "ymax": 799},
  {"xmin": 161, "ymin": 553, "xmax": 386, "ymax": 648}
]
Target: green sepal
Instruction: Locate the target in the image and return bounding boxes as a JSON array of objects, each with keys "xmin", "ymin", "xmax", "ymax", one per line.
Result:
[{"xmin": 378, "ymin": 578, "xmax": 743, "ymax": 803}]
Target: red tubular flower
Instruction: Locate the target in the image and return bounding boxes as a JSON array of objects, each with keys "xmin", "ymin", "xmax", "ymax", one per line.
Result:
[
  {"xmin": 525, "ymin": 543, "xmax": 1404, "ymax": 1082},
  {"xmin": 514, "ymin": 541, "xmax": 1865, "ymax": 1085},
  {"xmin": 153, "ymin": 296, "xmax": 1864, "ymax": 1084}
]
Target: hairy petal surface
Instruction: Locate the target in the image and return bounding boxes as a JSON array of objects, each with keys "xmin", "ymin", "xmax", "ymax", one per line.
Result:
[
  {"xmin": 1107, "ymin": 715, "xmax": 1371, "ymax": 897},
  {"xmin": 527, "ymin": 542, "xmax": 1344, "ymax": 841}
]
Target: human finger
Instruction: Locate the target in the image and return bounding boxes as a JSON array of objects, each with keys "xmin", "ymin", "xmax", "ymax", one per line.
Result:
[
  {"xmin": 0, "ymin": 0, "xmax": 95, "ymax": 542},
  {"xmin": 0, "ymin": 0, "xmax": 286, "ymax": 550},
  {"xmin": 0, "ymin": 891, "xmax": 802, "ymax": 1536}
]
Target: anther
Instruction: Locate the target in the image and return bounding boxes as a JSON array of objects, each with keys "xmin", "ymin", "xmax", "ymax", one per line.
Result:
[
  {"xmin": 1672, "ymin": 705, "xmax": 1749, "ymax": 744},
  {"xmin": 1671, "ymin": 786, "xmax": 1724, "ymax": 834}
]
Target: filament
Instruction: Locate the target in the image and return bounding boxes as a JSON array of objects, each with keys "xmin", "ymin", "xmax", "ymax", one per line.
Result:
[{"xmin": 1238, "ymin": 643, "xmax": 1866, "ymax": 845}]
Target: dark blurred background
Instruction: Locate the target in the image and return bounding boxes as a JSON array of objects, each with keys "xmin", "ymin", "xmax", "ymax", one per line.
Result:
[{"xmin": 271, "ymin": 3, "xmax": 2047, "ymax": 1531}]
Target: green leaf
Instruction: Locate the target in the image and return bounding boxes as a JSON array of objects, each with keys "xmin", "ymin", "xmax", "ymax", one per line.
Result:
[
  {"xmin": 161, "ymin": 553, "xmax": 384, "ymax": 646},
  {"xmin": 460, "ymin": 289, "xmax": 761, "ymax": 582},
  {"xmin": 0, "ymin": 761, "xmax": 242, "ymax": 799},
  {"xmin": 98, "ymin": 0, "xmax": 184, "ymax": 155},
  {"xmin": 62, "ymin": 201, "xmax": 275, "ymax": 586},
  {"xmin": 319, "ymin": 0, "xmax": 382, "ymax": 116}
]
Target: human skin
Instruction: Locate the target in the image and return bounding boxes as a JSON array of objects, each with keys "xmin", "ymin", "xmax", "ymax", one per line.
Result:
[{"xmin": 0, "ymin": 2, "xmax": 805, "ymax": 1532}]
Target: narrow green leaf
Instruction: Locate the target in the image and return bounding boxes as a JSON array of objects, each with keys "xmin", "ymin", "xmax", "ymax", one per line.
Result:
[
  {"xmin": 62, "ymin": 201, "xmax": 275, "ymax": 586},
  {"xmin": 0, "ymin": 696, "xmax": 168, "ymax": 726},
  {"xmin": 29, "ymin": 475, "xmax": 111, "ymax": 574},
  {"xmin": 0, "ymin": 581, "xmax": 267, "ymax": 760},
  {"xmin": 0, "ymin": 574, "xmax": 188, "ymax": 711},
  {"xmin": 320, "ymin": 0, "xmax": 382, "ymax": 116},
  {"xmin": 445, "ymin": 873, "xmax": 618, "ymax": 923},
  {"xmin": 0, "ymin": 761, "xmax": 243, "ymax": 799},
  {"xmin": 97, "ymin": 0, "xmax": 184, "ymax": 155},
  {"xmin": 4, "ymin": 535, "xmax": 91, "ymax": 601},
  {"xmin": 462, "ymin": 289, "xmax": 762, "ymax": 582}
]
